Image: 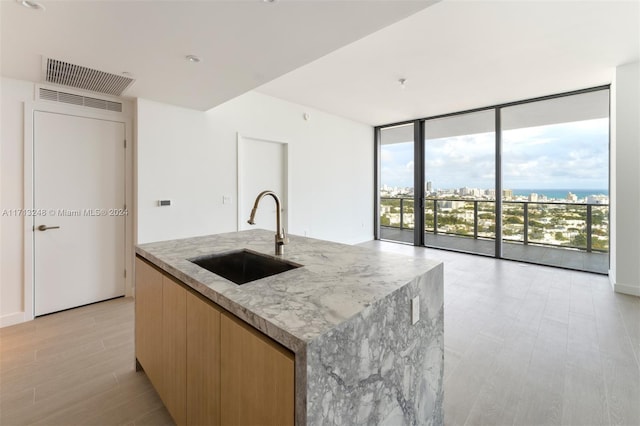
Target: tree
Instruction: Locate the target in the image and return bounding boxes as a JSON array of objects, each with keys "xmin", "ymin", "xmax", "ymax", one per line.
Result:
[
  {"xmin": 505, "ymin": 216, "xmax": 523, "ymax": 224},
  {"xmin": 571, "ymin": 232, "xmax": 587, "ymax": 248}
]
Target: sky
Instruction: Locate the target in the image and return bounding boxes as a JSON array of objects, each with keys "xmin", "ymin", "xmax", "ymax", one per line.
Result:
[{"xmin": 380, "ymin": 118, "xmax": 609, "ymax": 191}]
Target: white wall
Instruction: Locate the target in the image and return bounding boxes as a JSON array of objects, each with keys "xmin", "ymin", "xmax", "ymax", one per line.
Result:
[
  {"xmin": 136, "ymin": 92, "xmax": 374, "ymax": 245},
  {"xmin": 610, "ymin": 61, "xmax": 640, "ymax": 296},
  {"xmin": 0, "ymin": 78, "xmax": 33, "ymax": 326}
]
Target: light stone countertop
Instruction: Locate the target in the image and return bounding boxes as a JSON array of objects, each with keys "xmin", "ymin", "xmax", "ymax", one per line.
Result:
[{"xmin": 135, "ymin": 229, "xmax": 441, "ymax": 353}]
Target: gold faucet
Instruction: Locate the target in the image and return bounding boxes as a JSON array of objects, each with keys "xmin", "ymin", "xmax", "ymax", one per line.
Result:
[{"xmin": 247, "ymin": 190, "xmax": 288, "ymax": 255}]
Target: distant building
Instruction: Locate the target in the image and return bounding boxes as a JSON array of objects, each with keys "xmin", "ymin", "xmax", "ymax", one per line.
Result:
[
  {"xmin": 440, "ymin": 200, "xmax": 466, "ymax": 209},
  {"xmin": 460, "ymin": 187, "xmax": 482, "ymax": 197},
  {"xmin": 503, "ymin": 189, "xmax": 513, "ymax": 200},
  {"xmin": 426, "ymin": 181, "xmax": 432, "ymax": 193},
  {"xmin": 529, "ymin": 193, "xmax": 539, "ymax": 202},
  {"xmin": 485, "ymin": 189, "xmax": 496, "ymax": 198},
  {"xmin": 587, "ymin": 195, "xmax": 608, "ymax": 204},
  {"xmin": 567, "ymin": 192, "xmax": 578, "ymax": 202}
]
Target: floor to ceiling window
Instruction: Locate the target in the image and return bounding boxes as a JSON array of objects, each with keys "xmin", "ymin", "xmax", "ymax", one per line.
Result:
[
  {"xmin": 424, "ymin": 110, "xmax": 496, "ymax": 256},
  {"xmin": 375, "ymin": 87, "xmax": 610, "ymax": 274},
  {"xmin": 501, "ymin": 90, "xmax": 610, "ymax": 273},
  {"xmin": 379, "ymin": 123, "xmax": 415, "ymax": 243}
]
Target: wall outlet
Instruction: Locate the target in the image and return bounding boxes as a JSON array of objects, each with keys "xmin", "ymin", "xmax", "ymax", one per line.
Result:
[{"xmin": 411, "ymin": 296, "xmax": 420, "ymax": 325}]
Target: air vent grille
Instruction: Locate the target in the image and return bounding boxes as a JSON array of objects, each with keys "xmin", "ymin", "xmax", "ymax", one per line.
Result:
[
  {"xmin": 39, "ymin": 88, "xmax": 123, "ymax": 112},
  {"xmin": 45, "ymin": 58, "xmax": 134, "ymax": 96}
]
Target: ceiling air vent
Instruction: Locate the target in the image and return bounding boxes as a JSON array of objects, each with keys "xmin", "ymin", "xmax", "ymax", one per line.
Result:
[
  {"xmin": 39, "ymin": 88, "xmax": 123, "ymax": 112},
  {"xmin": 44, "ymin": 58, "xmax": 134, "ymax": 96}
]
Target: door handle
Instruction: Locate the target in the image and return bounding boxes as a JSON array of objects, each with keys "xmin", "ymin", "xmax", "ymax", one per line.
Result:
[{"xmin": 37, "ymin": 225, "xmax": 60, "ymax": 231}]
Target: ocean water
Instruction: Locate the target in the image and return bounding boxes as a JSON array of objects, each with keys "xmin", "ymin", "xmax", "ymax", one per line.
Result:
[{"xmin": 511, "ymin": 189, "xmax": 608, "ymax": 200}]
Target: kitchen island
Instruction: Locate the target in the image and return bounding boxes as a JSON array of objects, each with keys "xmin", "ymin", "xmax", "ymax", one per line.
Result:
[{"xmin": 135, "ymin": 229, "xmax": 443, "ymax": 425}]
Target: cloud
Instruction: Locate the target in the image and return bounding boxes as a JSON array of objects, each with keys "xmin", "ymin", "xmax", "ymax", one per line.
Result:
[
  {"xmin": 381, "ymin": 118, "xmax": 609, "ymax": 190},
  {"xmin": 380, "ymin": 149, "xmax": 393, "ymax": 163},
  {"xmin": 502, "ymin": 118, "xmax": 608, "ymax": 188},
  {"xmin": 380, "ymin": 142, "xmax": 414, "ymax": 187}
]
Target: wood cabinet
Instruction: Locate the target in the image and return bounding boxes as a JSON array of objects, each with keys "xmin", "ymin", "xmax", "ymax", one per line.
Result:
[
  {"xmin": 221, "ymin": 313, "xmax": 295, "ymax": 426},
  {"xmin": 135, "ymin": 255, "xmax": 294, "ymax": 426},
  {"xmin": 186, "ymin": 291, "xmax": 221, "ymax": 426},
  {"xmin": 134, "ymin": 258, "xmax": 163, "ymax": 391},
  {"xmin": 161, "ymin": 275, "xmax": 187, "ymax": 425}
]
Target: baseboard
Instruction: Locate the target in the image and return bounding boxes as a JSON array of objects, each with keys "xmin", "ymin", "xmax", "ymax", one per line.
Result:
[
  {"xmin": 609, "ymin": 269, "xmax": 616, "ymax": 291},
  {"xmin": 0, "ymin": 311, "xmax": 26, "ymax": 328},
  {"xmin": 613, "ymin": 282, "xmax": 640, "ymax": 297},
  {"xmin": 608, "ymin": 270, "xmax": 640, "ymax": 296}
]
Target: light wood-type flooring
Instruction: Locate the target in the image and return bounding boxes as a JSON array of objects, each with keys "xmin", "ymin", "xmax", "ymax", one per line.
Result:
[
  {"xmin": 0, "ymin": 297, "xmax": 173, "ymax": 426},
  {"xmin": 360, "ymin": 241, "xmax": 640, "ymax": 426},
  {"xmin": 1, "ymin": 242, "xmax": 639, "ymax": 425}
]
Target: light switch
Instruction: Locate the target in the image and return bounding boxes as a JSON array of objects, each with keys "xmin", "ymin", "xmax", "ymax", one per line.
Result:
[
  {"xmin": 223, "ymin": 196, "xmax": 232, "ymax": 205},
  {"xmin": 411, "ymin": 296, "xmax": 420, "ymax": 325}
]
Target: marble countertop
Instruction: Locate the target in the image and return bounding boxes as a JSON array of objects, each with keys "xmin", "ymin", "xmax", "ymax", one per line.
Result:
[{"xmin": 135, "ymin": 229, "xmax": 441, "ymax": 353}]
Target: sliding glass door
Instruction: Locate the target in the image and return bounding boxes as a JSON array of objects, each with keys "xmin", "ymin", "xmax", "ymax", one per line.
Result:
[
  {"xmin": 424, "ymin": 110, "xmax": 495, "ymax": 256},
  {"xmin": 501, "ymin": 90, "xmax": 609, "ymax": 273}
]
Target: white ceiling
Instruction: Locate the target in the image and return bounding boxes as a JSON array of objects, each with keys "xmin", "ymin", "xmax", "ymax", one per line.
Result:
[
  {"xmin": 0, "ymin": 0, "xmax": 435, "ymax": 111},
  {"xmin": 258, "ymin": 0, "xmax": 640, "ymax": 126}
]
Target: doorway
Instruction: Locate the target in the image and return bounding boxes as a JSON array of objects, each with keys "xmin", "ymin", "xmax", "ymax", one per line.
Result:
[
  {"xmin": 33, "ymin": 111, "xmax": 126, "ymax": 316},
  {"xmin": 237, "ymin": 135, "xmax": 288, "ymax": 232}
]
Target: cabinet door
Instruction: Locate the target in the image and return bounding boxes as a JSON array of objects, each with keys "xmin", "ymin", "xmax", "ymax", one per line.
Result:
[
  {"xmin": 186, "ymin": 292, "xmax": 221, "ymax": 426},
  {"xmin": 162, "ymin": 276, "xmax": 187, "ymax": 426},
  {"xmin": 220, "ymin": 313, "xmax": 295, "ymax": 426},
  {"xmin": 134, "ymin": 257, "xmax": 163, "ymax": 391}
]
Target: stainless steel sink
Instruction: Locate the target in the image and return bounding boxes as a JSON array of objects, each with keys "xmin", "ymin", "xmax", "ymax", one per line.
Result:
[{"xmin": 188, "ymin": 249, "xmax": 302, "ymax": 285}]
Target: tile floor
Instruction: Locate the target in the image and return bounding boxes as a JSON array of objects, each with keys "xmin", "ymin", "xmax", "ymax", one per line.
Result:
[
  {"xmin": 360, "ymin": 240, "xmax": 639, "ymax": 426},
  {"xmin": 1, "ymin": 241, "xmax": 638, "ymax": 425},
  {"xmin": 0, "ymin": 298, "xmax": 173, "ymax": 426}
]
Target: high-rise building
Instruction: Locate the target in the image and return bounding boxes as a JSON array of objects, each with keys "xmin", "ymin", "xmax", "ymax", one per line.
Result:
[
  {"xmin": 567, "ymin": 192, "xmax": 578, "ymax": 202},
  {"xmin": 426, "ymin": 181, "xmax": 432, "ymax": 193},
  {"xmin": 529, "ymin": 193, "xmax": 539, "ymax": 202},
  {"xmin": 503, "ymin": 189, "xmax": 514, "ymax": 200}
]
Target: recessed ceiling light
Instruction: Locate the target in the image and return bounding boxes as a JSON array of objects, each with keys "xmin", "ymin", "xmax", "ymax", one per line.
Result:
[
  {"xmin": 398, "ymin": 78, "xmax": 407, "ymax": 89},
  {"xmin": 263, "ymin": 0, "xmax": 277, "ymax": 3},
  {"xmin": 17, "ymin": 0, "xmax": 45, "ymax": 10},
  {"xmin": 185, "ymin": 55, "xmax": 201, "ymax": 63}
]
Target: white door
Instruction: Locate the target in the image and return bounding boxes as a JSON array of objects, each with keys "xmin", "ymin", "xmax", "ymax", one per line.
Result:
[
  {"xmin": 238, "ymin": 136, "xmax": 287, "ymax": 232},
  {"xmin": 34, "ymin": 111, "xmax": 125, "ymax": 316}
]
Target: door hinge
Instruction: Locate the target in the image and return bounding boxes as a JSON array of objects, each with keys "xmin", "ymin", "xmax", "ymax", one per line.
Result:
[
  {"xmin": 124, "ymin": 269, "xmax": 127, "ymax": 278},
  {"xmin": 124, "ymin": 139, "xmax": 127, "ymax": 148}
]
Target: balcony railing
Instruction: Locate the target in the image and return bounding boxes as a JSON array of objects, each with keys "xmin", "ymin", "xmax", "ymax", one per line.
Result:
[{"xmin": 380, "ymin": 197, "xmax": 609, "ymax": 252}]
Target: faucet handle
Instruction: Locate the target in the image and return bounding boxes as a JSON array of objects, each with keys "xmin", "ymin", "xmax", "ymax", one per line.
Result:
[{"xmin": 278, "ymin": 228, "xmax": 289, "ymax": 245}]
